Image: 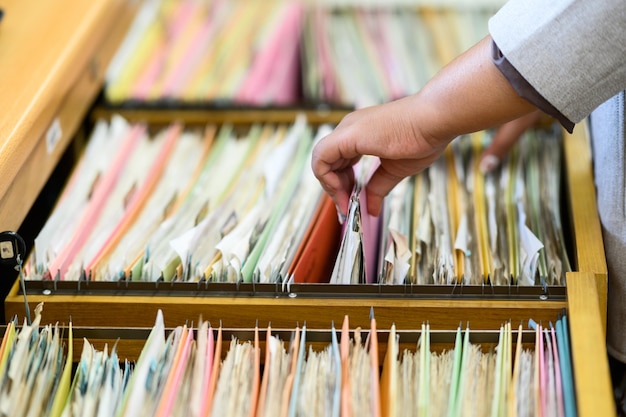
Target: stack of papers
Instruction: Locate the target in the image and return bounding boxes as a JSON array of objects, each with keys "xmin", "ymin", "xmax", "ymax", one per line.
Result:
[
  {"xmin": 25, "ymin": 115, "xmax": 337, "ymax": 284},
  {"xmin": 0, "ymin": 309, "xmax": 577, "ymax": 417},
  {"xmin": 374, "ymin": 128, "xmax": 571, "ymax": 287},
  {"xmin": 106, "ymin": 0, "xmax": 303, "ymax": 105},
  {"xmin": 24, "ymin": 117, "xmax": 569, "ymax": 288},
  {"xmin": 105, "ymin": 0, "xmax": 495, "ymax": 107},
  {"xmin": 0, "ymin": 304, "xmax": 74, "ymax": 417},
  {"xmin": 301, "ymin": 5, "xmax": 494, "ymax": 106}
]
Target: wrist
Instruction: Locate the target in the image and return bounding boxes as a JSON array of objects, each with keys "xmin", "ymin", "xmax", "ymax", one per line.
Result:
[
  {"xmin": 406, "ymin": 88, "xmax": 458, "ymax": 150},
  {"xmin": 411, "ymin": 36, "xmax": 536, "ymax": 142}
]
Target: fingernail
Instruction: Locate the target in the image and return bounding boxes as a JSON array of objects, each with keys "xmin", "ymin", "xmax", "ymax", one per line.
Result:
[
  {"xmin": 479, "ymin": 155, "xmax": 500, "ymax": 174},
  {"xmin": 335, "ymin": 204, "xmax": 347, "ymax": 225}
]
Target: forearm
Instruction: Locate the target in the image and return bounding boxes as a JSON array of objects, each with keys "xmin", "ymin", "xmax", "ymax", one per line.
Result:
[
  {"xmin": 410, "ymin": 36, "xmax": 536, "ymax": 144},
  {"xmin": 312, "ymin": 36, "xmax": 537, "ymax": 217}
]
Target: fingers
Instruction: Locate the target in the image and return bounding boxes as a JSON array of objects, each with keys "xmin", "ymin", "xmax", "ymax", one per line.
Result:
[
  {"xmin": 311, "ymin": 133, "xmax": 359, "ymax": 216},
  {"xmin": 364, "ymin": 163, "xmax": 406, "ymax": 217},
  {"xmin": 311, "ymin": 106, "xmax": 391, "ymax": 216},
  {"xmin": 312, "ymin": 99, "xmax": 443, "ymax": 219},
  {"xmin": 480, "ymin": 110, "xmax": 541, "ymax": 173},
  {"xmin": 312, "ymin": 101, "xmax": 443, "ymax": 218},
  {"xmin": 322, "ymin": 168, "xmax": 355, "ymax": 219}
]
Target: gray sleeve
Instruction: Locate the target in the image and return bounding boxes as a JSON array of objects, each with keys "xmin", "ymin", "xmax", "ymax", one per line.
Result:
[
  {"xmin": 488, "ymin": 0, "xmax": 626, "ymax": 124},
  {"xmin": 492, "ymin": 41, "xmax": 575, "ymax": 133}
]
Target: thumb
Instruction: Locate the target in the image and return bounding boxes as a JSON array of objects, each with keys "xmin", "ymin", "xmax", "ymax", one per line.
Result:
[
  {"xmin": 364, "ymin": 163, "xmax": 405, "ymax": 217},
  {"xmin": 480, "ymin": 110, "xmax": 542, "ymax": 173}
]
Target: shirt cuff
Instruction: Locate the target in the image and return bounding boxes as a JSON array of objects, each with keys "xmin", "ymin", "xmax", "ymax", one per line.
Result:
[{"xmin": 491, "ymin": 40, "xmax": 574, "ymax": 133}]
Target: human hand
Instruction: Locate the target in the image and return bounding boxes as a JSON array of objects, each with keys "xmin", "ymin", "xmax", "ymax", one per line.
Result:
[
  {"xmin": 311, "ymin": 95, "xmax": 449, "ymax": 218},
  {"xmin": 479, "ymin": 110, "xmax": 542, "ymax": 173},
  {"xmin": 311, "ymin": 36, "xmax": 538, "ymax": 219}
]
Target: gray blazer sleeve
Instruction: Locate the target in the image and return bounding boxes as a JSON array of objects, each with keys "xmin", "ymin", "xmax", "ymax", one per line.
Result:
[{"xmin": 488, "ymin": 0, "xmax": 626, "ymax": 123}]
